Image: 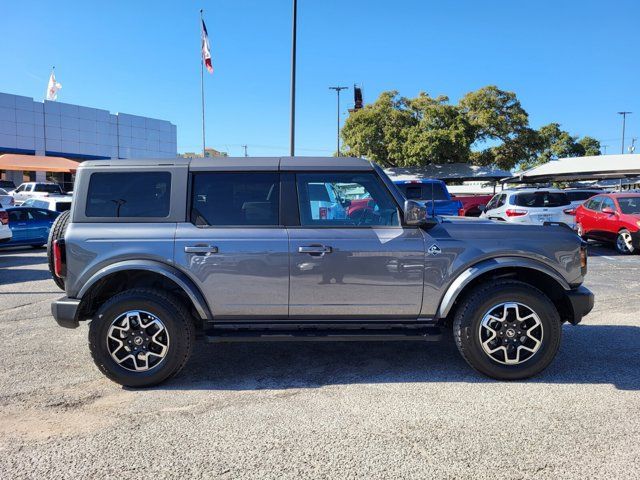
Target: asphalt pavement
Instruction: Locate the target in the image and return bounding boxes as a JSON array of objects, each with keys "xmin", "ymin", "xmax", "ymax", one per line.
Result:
[{"xmin": 0, "ymin": 245, "xmax": 638, "ymax": 479}]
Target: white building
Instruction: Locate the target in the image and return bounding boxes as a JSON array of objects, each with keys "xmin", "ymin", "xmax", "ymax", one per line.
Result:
[{"xmin": 0, "ymin": 91, "xmax": 177, "ymax": 189}]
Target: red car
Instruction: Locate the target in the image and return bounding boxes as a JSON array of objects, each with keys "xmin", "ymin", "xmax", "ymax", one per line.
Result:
[
  {"xmin": 575, "ymin": 193, "xmax": 640, "ymax": 254},
  {"xmin": 452, "ymin": 194, "xmax": 494, "ymax": 217}
]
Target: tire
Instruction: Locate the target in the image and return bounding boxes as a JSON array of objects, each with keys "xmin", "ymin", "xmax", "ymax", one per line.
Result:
[
  {"xmin": 453, "ymin": 280, "xmax": 562, "ymax": 380},
  {"xmin": 47, "ymin": 210, "xmax": 71, "ymax": 290},
  {"xmin": 89, "ymin": 288, "xmax": 195, "ymax": 388},
  {"xmin": 615, "ymin": 229, "xmax": 635, "ymax": 255}
]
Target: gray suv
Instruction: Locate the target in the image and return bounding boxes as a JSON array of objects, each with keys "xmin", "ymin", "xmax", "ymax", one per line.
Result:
[{"xmin": 50, "ymin": 157, "xmax": 594, "ymax": 387}]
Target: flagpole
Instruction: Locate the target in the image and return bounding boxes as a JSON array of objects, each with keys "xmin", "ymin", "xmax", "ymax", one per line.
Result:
[{"xmin": 200, "ymin": 9, "xmax": 206, "ymax": 157}]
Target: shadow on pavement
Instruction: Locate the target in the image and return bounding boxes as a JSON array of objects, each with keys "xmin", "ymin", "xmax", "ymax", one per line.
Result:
[{"xmin": 162, "ymin": 324, "xmax": 640, "ymax": 392}]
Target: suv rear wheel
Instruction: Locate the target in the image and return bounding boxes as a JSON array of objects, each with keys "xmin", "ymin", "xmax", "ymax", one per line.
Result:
[
  {"xmin": 453, "ymin": 280, "xmax": 562, "ymax": 380},
  {"xmin": 89, "ymin": 289, "xmax": 195, "ymax": 387}
]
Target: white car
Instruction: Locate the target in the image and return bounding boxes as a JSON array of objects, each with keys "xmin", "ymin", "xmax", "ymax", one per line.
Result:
[
  {"xmin": 480, "ymin": 188, "xmax": 574, "ymax": 226},
  {"xmin": 11, "ymin": 182, "xmax": 65, "ymax": 205},
  {"xmin": 0, "ymin": 188, "xmax": 15, "ymax": 208},
  {"xmin": 0, "ymin": 208, "xmax": 12, "ymax": 244},
  {"xmin": 21, "ymin": 195, "xmax": 72, "ymax": 213}
]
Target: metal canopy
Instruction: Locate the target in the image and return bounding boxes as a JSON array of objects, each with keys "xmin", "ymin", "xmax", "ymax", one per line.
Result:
[
  {"xmin": 384, "ymin": 163, "xmax": 511, "ymax": 181},
  {"xmin": 505, "ymin": 154, "xmax": 640, "ymax": 183}
]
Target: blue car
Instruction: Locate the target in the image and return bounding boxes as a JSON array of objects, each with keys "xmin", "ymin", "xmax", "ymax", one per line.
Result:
[
  {"xmin": 2, "ymin": 207, "xmax": 60, "ymax": 248},
  {"xmin": 393, "ymin": 179, "xmax": 463, "ymax": 216}
]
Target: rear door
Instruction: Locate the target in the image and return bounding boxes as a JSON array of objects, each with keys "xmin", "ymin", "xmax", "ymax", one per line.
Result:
[
  {"xmin": 287, "ymin": 171, "xmax": 425, "ymax": 319},
  {"xmin": 174, "ymin": 171, "xmax": 289, "ymax": 320}
]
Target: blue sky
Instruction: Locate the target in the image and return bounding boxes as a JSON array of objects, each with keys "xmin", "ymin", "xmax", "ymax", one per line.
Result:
[{"xmin": 1, "ymin": 0, "xmax": 638, "ymax": 157}]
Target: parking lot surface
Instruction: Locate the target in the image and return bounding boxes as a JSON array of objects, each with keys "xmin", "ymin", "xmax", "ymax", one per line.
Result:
[{"xmin": 0, "ymin": 246, "xmax": 639, "ymax": 479}]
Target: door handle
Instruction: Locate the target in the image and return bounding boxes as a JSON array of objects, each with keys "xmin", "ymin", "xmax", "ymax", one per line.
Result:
[
  {"xmin": 184, "ymin": 245, "xmax": 218, "ymax": 255},
  {"xmin": 298, "ymin": 245, "xmax": 332, "ymax": 256}
]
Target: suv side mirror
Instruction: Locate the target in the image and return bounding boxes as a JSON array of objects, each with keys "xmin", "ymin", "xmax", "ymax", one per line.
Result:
[
  {"xmin": 601, "ymin": 207, "xmax": 616, "ymax": 215},
  {"xmin": 478, "ymin": 204, "xmax": 487, "ymax": 213},
  {"xmin": 404, "ymin": 200, "xmax": 436, "ymax": 226}
]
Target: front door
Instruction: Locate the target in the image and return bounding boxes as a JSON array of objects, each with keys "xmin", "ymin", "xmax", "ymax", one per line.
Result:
[
  {"xmin": 174, "ymin": 172, "xmax": 289, "ymax": 320},
  {"xmin": 288, "ymin": 172, "xmax": 425, "ymax": 319}
]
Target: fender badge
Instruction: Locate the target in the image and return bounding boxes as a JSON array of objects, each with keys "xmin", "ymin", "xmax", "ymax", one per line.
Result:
[{"xmin": 428, "ymin": 244, "xmax": 442, "ymax": 256}]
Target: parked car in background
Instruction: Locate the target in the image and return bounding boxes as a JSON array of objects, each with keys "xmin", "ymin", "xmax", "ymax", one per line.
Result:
[
  {"xmin": 1, "ymin": 207, "xmax": 60, "ymax": 248},
  {"xmin": 480, "ymin": 188, "xmax": 574, "ymax": 226},
  {"xmin": 453, "ymin": 194, "xmax": 494, "ymax": 217},
  {"xmin": 575, "ymin": 193, "xmax": 640, "ymax": 254},
  {"xmin": 0, "ymin": 180, "xmax": 16, "ymax": 191},
  {"xmin": 394, "ymin": 179, "xmax": 463, "ymax": 216},
  {"xmin": 21, "ymin": 195, "xmax": 73, "ymax": 212},
  {"xmin": 0, "ymin": 208, "xmax": 12, "ymax": 244},
  {"xmin": 10, "ymin": 182, "xmax": 65, "ymax": 205},
  {"xmin": 0, "ymin": 188, "xmax": 15, "ymax": 208}
]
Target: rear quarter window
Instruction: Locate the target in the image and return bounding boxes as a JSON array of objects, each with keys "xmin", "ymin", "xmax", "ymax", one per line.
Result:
[{"xmin": 86, "ymin": 172, "xmax": 171, "ymax": 218}]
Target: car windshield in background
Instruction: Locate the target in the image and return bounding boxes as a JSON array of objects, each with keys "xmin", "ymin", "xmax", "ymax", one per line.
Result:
[
  {"xmin": 566, "ymin": 191, "xmax": 599, "ymax": 202},
  {"xmin": 397, "ymin": 183, "xmax": 449, "ymax": 201},
  {"xmin": 617, "ymin": 197, "xmax": 640, "ymax": 214},
  {"xmin": 35, "ymin": 184, "xmax": 62, "ymax": 193},
  {"xmin": 0, "ymin": 188, "xmax": 7, "ymax": 195},
  {"xmin": 514, "ymin": 192, "xmax": 570, "ymax": 208}
]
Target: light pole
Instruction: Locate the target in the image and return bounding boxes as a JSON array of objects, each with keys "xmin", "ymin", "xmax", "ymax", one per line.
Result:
[
  {"xmin": 289, "ymin": 0, "xmax": 297, "ymax": 156},
  {"xmin": 618, "ymin": 111, "xmax": 632, "ymax": 154},
  {"xmin": 329, "ymin": 86, "xmax": 348, "ymax": 156}
]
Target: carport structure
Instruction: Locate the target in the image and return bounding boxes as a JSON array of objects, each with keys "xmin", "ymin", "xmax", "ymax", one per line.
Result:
[
  {"xmin": 504, "ymin": 154, "xmax": 640, "ymax": 187},
  {"xmin": 384, "ymin": 163, "xmax": 511, "ymax": 195}
]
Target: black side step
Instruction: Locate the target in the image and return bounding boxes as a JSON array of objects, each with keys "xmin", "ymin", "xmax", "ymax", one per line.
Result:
[{"xmin": 204, "ymin": 326, "xmax": 442, "ymax": 343}]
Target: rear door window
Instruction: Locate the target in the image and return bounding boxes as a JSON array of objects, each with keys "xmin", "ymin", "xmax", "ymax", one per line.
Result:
[
  {"xmin": 190, "ymin": 172, "xmax": 280, "ymax": 226},
  {"xmin": 513, "ymin": 192, "xmax": 570, "ymax": 208},
  {"xmin": 86, "ymin": 172, "xmax": 171, "ymax": 218}
]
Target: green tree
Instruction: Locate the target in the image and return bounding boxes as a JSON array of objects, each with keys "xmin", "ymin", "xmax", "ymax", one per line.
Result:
[
  {"xmin": 402, "ymin": 93, "xmax": 474, "ymax": 166},
  {"xmin": 578, "ymin": 136, "xmax": 601, "ymax": 156},
  {"xmin": 341, "ymin": 85, "xmax": 600, "ymax": 170},
  {"xmin": 340, "ymin": 91, "xmax": 416, "ymax": 167}
]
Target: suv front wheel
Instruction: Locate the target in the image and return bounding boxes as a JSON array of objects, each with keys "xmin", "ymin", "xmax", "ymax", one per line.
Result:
[
  {"xmin": 89, "ymin": 289, "xmax": 195, "ymax": 387},
  {"xmin": 453, "ymin": 280, "xmax": 562, "ymax": 380}
]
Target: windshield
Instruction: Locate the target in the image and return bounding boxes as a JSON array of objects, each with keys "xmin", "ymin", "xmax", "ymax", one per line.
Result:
[
  {"xmin": 617, "ymin": 197, "xmax": 640, "ymax": 214},
  {"xmin": 513, "ymin": 192, "xmax": 570, "ymax": 208},
  {"xmin": 397, "ymin": 183, "xmax": 449, "ymax": 201},
  {"xmin": 0, "ymin": 188, "xmax": 7, "ymax": 195},
  {"xmin": 35, "ymin": 184, "xmax": 63, "ymax": 193}
]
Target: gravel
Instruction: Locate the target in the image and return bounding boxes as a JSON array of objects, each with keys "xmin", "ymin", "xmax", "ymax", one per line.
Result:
[{"xmin": 0, "ymin": 245, "xmax": 639, "ymax": 479}]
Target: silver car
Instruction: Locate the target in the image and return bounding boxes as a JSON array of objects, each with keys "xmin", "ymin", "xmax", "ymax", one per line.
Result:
[{"xmin": 49, "ymin": 157, "xmax": 594, "ymax": 387}]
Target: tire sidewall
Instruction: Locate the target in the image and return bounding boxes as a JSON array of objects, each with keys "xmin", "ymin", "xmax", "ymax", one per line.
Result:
[
  {"xmin": 457, "ymin": 285, "xmax": 562, "ymax": 380},
  {"xmin": 89, "ymin": 292, "xmax": 189, "ymax": 387}
]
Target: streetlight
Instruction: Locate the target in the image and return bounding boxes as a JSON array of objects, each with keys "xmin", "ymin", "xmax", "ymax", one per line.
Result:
[
  {"xmin": 329, "ymin": 86, "xmax": 348, "ymax": 156},
  {"xmin": 618, "ymin": 111, "xmax": 632, "ymax": 154}
]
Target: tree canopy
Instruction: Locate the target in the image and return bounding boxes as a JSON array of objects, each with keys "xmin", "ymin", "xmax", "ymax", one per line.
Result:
[{"xmin": 340, "ymin": 86, "xmax": 600, "ymax": 170}]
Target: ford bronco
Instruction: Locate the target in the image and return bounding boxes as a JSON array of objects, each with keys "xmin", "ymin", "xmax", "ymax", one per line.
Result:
[{"xmin": 49, "ymin": 157, "xmax": 593, "ymax": 387}]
